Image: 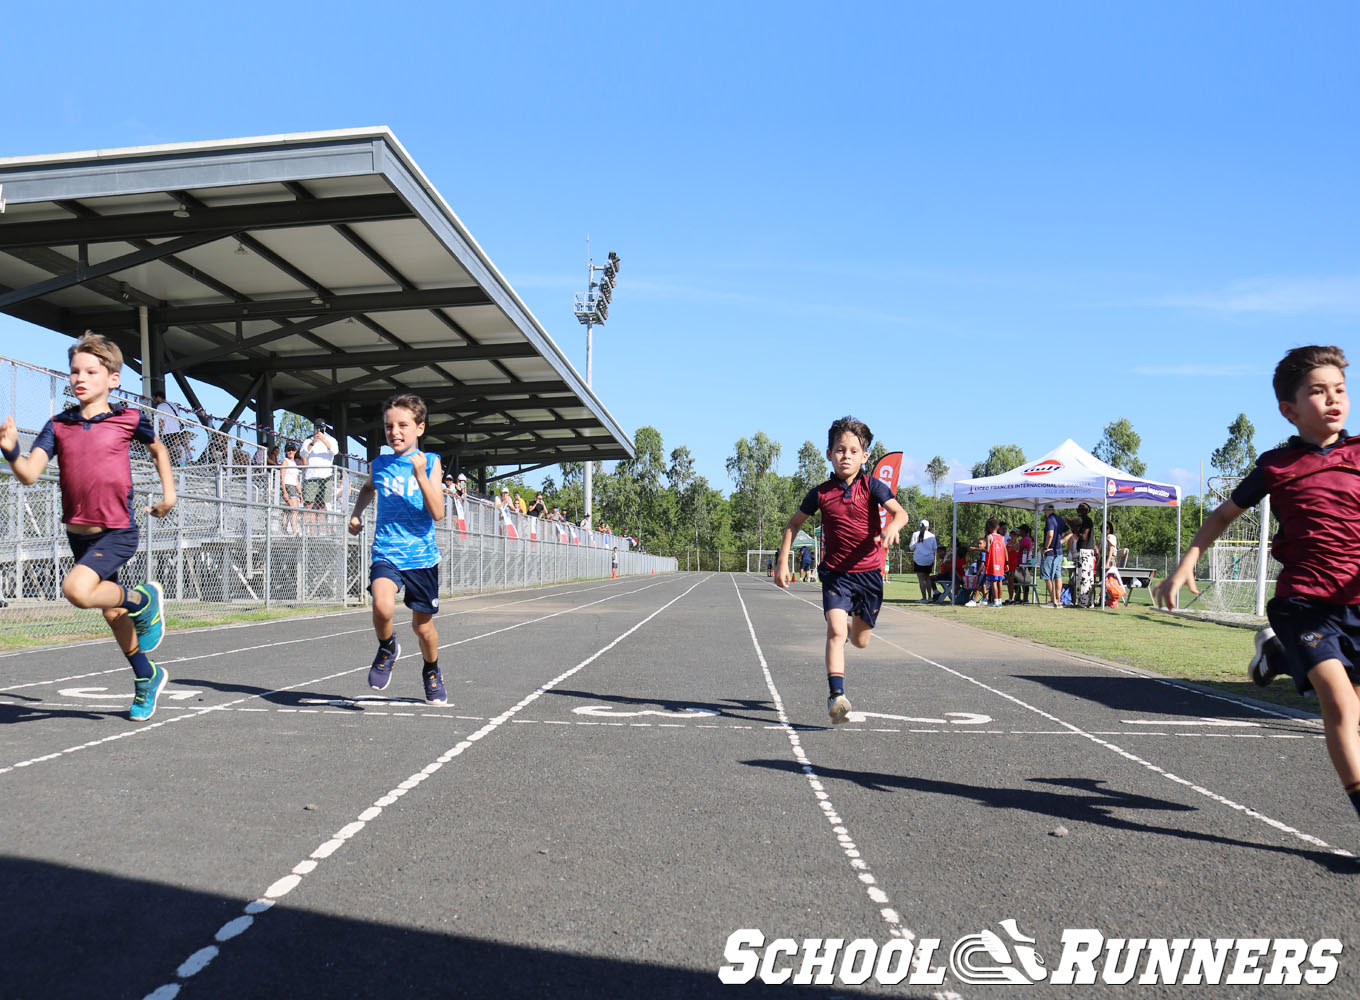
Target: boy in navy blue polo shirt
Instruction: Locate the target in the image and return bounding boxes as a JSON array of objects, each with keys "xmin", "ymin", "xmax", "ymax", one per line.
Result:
[
  {"xmin": 1, "ymin": 333, "xmax": 176, "ymax": 721},
  {"xmin": 347, "ymin": 393, "xmax": 447, "ymax": 703},
  {"xmin": 775, "ymin": 416, "xmax": 908, "ymax": 723},
  {"xmin": 1157, "ymin": 345, "xmax": 1360, "ymax": 824}
]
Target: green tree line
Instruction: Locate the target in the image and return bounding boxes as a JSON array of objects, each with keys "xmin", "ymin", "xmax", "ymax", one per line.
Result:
[{"xmin": 513, "ymin": 414, "xmax": 1255, "ymax": 569}]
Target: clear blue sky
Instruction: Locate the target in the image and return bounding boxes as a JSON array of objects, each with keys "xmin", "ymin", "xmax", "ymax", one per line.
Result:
[{"xmin": 2, "ymin": 1, "xmax": 1357, "ymax": 498}]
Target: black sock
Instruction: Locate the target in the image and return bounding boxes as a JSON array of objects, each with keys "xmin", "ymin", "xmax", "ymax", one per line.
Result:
[
  {"xmin": 828, "ymin": 674, "xmax": 844, "ymax": 698},
  {"xmin": 423, "ymin": 660, "xmax": 439, "ymax": 676},
  {"xmin": 1347, "ymin": 783, "xmax": 1360, "ymax": 820},
  {"xmin": 379, "ymin": 635, "xmax": 396, "ymax": 653}
]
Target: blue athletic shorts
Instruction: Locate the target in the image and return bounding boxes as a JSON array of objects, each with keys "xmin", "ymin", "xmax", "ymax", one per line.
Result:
[
  {"xmin": 67, "ymin": 527, "xmax": 140, "ymax": 583},
  {"xmin": 1266, "ymin": 596, "xmax": 1360, "ymax": 694},
  {"xmin": 369, "ymin": 561, "xmax": 440, "ymax": 615},
  {"xmin": 819, "ymin": 568, "xmax": 883, "ymax": 628}
]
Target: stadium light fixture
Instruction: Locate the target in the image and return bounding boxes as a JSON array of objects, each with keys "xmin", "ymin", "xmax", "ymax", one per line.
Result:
[{"xmin": 571, "ymin": 243, "xmax": 623, "ymax": 524}]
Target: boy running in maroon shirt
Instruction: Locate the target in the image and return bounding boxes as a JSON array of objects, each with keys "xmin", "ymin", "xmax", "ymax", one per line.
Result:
[
  {"xmin": 1157, "ymin": 345, "xmax": 1360, "ymax": 824},
  {"xmin": 1, "ymin": 333, "xmax": 177, "ymax": 721},
  {"xmin": 775, "ymin": 416, "xmax": 908, "ymax": 724}
]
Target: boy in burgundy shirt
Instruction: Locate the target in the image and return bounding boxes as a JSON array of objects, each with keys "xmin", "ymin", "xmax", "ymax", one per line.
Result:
[
  {"xmin": 1157, "ymin": 345, "xmax": 1360, "ymax": 824},
  {"xmin": 775, "ymin": 416, "xmax": 908, "ymax": 724},
  {"xmin": 2, "ymin": 333, "xmax": 177, "ymax": 721}
]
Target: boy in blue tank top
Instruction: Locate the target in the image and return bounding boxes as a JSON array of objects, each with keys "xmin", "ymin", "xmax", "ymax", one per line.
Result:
[{"xmin": 347, "ymin": 394, "xmax": 447, "ymax": 703}]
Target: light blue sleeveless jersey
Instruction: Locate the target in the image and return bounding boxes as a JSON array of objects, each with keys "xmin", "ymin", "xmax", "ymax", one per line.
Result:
[{"xmin": 371, "ymin": 452, "xmax": 440, "ymax": 570}]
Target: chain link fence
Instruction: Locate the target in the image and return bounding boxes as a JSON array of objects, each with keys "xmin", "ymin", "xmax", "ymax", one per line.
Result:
[{"xmin": 0, "ymin": 356, "xmax": 676, "ymax": 645}]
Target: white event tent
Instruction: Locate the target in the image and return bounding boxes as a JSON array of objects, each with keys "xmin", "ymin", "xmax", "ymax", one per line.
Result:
[{"xmin": 949, "ymin": 439, "xmax": 1182, "ymax": 605}]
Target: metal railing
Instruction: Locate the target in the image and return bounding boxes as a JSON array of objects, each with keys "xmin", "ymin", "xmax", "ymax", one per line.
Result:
[{"xmin": 0, "ymin": 356, "xmax": 676, "ymax": 643}]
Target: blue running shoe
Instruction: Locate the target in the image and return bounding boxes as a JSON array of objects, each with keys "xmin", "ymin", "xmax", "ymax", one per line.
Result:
[
  {"xmin": 423, "ymin": 668, "xmax": 447, "ymax": 705},
  {"xmin": 369, "ymin": 642, "xmax": 399, "ymax": 691},
  {"xmin": 128, "ymin": 581, "xmax": 165, "ymax": 654},
  {"xmin": 130, "ymin": 663, "xmax": 167, "ymax": 721}
]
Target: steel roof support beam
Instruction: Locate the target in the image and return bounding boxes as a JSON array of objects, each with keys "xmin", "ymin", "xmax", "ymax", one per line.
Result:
[
  {"xmin": 0, "ymin": 230, "xmax": 224, "ymax": 309},
  {"xmin": 74, "ymin": 285, "xmax": 493, "ymax": 332},
  {"xmin": 213, "ymin": 341, "xmax": 536, "ymax": 376},
  {"xmin": 0, "ymin": 193, "xmax": 410, "ymax": 250}
]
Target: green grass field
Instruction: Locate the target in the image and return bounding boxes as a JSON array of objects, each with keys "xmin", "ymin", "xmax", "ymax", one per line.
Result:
[{"xmin": 881, "ymin": 576, "xmax": 1315, "ymax": 714}]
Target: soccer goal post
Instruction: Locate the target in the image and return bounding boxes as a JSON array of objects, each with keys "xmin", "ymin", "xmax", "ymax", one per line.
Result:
[{"xmin": 746, "ymin": 549, "xmax": 792, "ymax": 575}]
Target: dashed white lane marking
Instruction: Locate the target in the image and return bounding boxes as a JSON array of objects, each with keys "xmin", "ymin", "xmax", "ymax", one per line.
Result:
[
  {"xmin": 867, "ymin": 631, "xmax": 1357, "ymax": 862},
  {"xmin": 769, "ymin": 582, "xmax": 1351, "ymax": 859},
  {"xmin": 732, "ymin": 578, "xmax": 940, "ymax": 984},
  {"xmin": 1, "ymin": 577, "xmax": 688, "ymax": 778},
  {"xmin": 1121, "ymin": 717, "xmax": 1259, "ymax": 727},
  {"xmin": 139, "ymin": 575, "xmax": 708, "ymax": 1000},
  {"xmin": 1, "ymin": 695, "xmax": 1330, "ymax": 742},
  {"xmin": 0, "ymin": 577, "xmax": 634, "ymax": 690}
]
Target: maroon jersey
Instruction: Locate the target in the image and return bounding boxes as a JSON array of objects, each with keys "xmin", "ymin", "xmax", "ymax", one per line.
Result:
[
  {"xmin": 1232, "ymin": 435, "xmax": 1360, "ymax": 605},
  {"xmin": 32, "ymin": 403, "xmax": 155, "ymax": 530},
  {"xmin": 800, "ymin": 473, "xmax": 894, "ymax": 573}
]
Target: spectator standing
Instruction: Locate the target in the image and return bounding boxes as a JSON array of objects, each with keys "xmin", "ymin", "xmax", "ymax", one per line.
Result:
[
  {"xmin": 527, "ymin": 493, "xmax": 547, "ymax": 518},
  {"xmin": 280, "ymin": 444, "xmax": 302, "ymax": 535},
  {"xmin": 1010, "ymin": 524, "xmax": 1035, "ymax": 604},
  {"xmin": 1072, "ymin": 502, "xmax": 1096, "ymax": 608},
  {"xmin": 152, "ymin": 392, "xmax": 188, "ymax": 464},
  {"xmin": 1040, "ymin": 503, "xmax": 1065, "ymax": 608},
  {"xmin": 300, "ymin": 421, "xmax": 338, "ymax": 533},
  {"xmin": 908, "ymin": 519, "xmax": 938, "ymax": 603},
  {"xmin": 971, "ymin": 518, "xmax": 1007, "ymax": 608}
]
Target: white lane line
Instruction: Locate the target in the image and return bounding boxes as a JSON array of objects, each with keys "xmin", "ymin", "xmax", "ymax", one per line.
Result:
[
  {"xmin": 1, "ymin": 577, "xmax": 691, "ymax": 778},
  {"xmin": 0, "ymin": 577, "xmax": 635, "ymax": 688},
  {"xmin": 139, "ymin": 574, "xmax": 708, "ymax": 999},
  {"xmin": 766, "ymin": 581, "xmax": 1350, "ymax": 857},
  {"xmin": 867, "ymin": 631, "xmax": 1357, "ymax": 862},
  {"xmin": 731, "ymin": 577, "xmax": 928, "ymax": 957}
]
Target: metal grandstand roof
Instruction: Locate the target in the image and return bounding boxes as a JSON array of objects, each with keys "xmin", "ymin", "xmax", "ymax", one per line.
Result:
[{"xmin": 0, "ymin": 128, "xmax": 633, "ymax": 472}]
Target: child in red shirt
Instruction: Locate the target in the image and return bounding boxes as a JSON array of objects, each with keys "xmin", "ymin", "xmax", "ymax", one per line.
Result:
[
  {"xmin": 970, "ymin": 518, "xmax": 1008, "ymax": 608},
  {"xmin": 1158, "ymin": 345, "xmax": 1360, "ymax": 826},
  {"xmin": 774, "ymin": 416, "xmax": 908, "ymax": 724}
]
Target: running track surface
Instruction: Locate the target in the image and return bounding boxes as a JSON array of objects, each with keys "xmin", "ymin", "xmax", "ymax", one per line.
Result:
[{"xmin": 1, "ymin": 573, "xmax": 1355, "ymax": 999}]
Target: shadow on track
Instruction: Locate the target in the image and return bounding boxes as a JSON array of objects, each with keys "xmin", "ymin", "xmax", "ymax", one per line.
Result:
[
  {"xmin": 0, "ymin": 855, "xmax": 914, "ymax": 1000},
  {"xmin": 175, "ymin": 677, "xmax": 365, "ymax": 711},
  {"xmin": 0, "ymin": 695, "xmax": 114, "ymax": 724},
  {"xmin": 1016, "ymin": 673, "xmax": 1308, "ymax": 726},
  {"xmin": 742, "ymin": 760, "xmax": 1359, "ymax": 873}
]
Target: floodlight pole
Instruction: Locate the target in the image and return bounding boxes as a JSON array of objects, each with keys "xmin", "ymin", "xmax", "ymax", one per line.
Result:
[
  {"xmin": 584, "ymin": 260, "xmax": 594, "ymax": 524},
  {"xmin": 572, "ymin": 244, "xmax": 622, "ymax": 533}
]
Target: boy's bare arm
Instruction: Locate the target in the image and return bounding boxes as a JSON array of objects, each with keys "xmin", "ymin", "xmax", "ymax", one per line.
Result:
[
  {"xmin": 0, "ymin": 416, "xmax": 50, "ymax": 484},
  {"xmin": 1154, "ymin": 499, "xmax": 1244, "ymax": 609},
  {"xmin": 774, "ymin": 510, "xmax": 809, "ymax": 588},
  {"xmin": 411, "ymin": 453, "xmax": 445, "ymax": 521},
  {"xmin": 145, "ymin": 439, "xmax": 177, "ymax": 517},
  {"xmin": 347, "ymin": 479, "xmax": 376, "ymax": 535},
  {"xmin": 876, "ymin": 498, "xmax": 909, "ymax": 549}
]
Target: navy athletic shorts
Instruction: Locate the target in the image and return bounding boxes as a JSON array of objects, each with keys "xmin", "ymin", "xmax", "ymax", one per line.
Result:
[
  {"xmin": 67, "ymin": 527, "xmax": 140, "ymax": 583},
  {"xmin": 369, "ymin": 560, "xmax": 440, "ymax": 615},
  {"xmin": 1266, "ymin": 596, "xmax": 1360, "ymax": 694},
  {"xmin": 819, "ymin": 567, "xmax": 883, "ymax": 628}
]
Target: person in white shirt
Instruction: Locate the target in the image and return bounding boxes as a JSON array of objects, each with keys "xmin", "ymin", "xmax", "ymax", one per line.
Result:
[
  {"xmin": 908, "ymin": 519, "xmax": 939, "ymax": 603},
  {"xmin": 299, "ymin": 421, "xmax": 339, "ymax": 531},
  {"xmin": 152, "ymin": 392, "xmax": 188, "ymax": 464}
]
